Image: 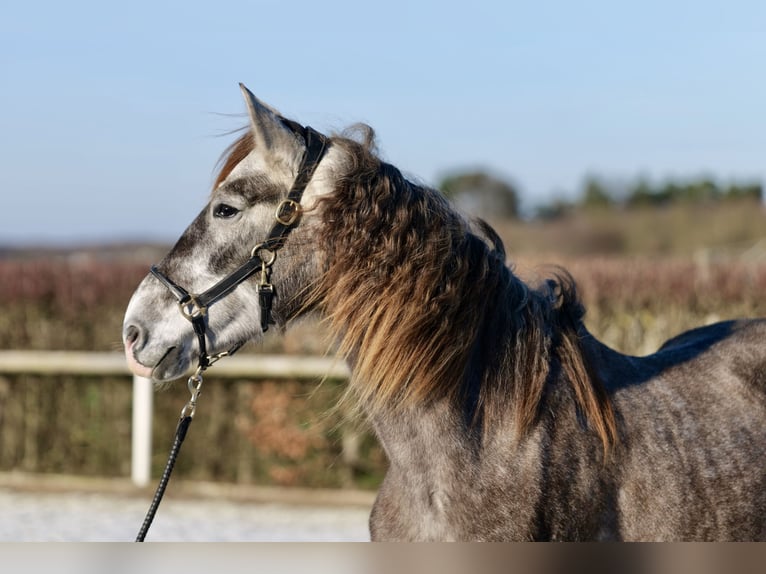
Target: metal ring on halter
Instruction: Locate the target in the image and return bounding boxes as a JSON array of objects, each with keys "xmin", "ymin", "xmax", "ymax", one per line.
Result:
[
  {"xmin": 275, "ymin": 199, "xmax": 302, "ymax": 226},
  {"xmin": 178, "ymin": 295, "xmax": 207, "ymax": 320},
  {"xmin": 250, "ymin": 242, "xmax": 278, "ymax": 265}
]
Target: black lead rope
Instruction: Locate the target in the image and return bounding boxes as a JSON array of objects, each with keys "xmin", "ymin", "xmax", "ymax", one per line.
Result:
[
  {"xmin": 135, "ymin": 415, "xmax": 193, "ymax": 542},
  {"xmin": 135, "ymin": 361, "xmax": 207, "ymax": 542}
]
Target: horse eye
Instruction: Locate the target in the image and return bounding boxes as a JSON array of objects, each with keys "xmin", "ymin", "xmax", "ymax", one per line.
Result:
[{"xmin": 213, "ymin": 203, "xmax": 240, "ymax": 219}]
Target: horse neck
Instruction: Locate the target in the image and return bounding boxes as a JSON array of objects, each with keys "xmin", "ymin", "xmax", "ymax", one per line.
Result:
[
  {"xmin": 344, "ymin": 294, "xmax": 544, "ymax": 461},
  {"xmin": 361, "ymin": 365, "xmax": 570, "ymax": 542},
  {"xmin": 365, "ymin": 395, "xmax": 472, "ymax": 463},
  {"xmin": 345, "ymin": 293, "xmax": 618, "ymax": 492}
]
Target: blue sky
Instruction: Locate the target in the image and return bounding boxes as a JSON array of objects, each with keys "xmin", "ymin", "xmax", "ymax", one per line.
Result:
[{"xmin": 1, "ymin": 0, "xmax": 764, "ymax": 244}]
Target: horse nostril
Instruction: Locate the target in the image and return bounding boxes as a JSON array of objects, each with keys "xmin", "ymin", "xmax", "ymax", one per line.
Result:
[{"xmin": 124, "ymin": 324, "xmax": 144, "ymax": 349}]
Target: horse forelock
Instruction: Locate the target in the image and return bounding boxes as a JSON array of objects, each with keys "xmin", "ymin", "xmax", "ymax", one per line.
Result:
[
  {"xmin": 309, "ymin": 135, "xmax": 617, "ymax": 451},
  {"xmin": 213, "ymin": 130, "xmax": 255, "ymax": 189}
]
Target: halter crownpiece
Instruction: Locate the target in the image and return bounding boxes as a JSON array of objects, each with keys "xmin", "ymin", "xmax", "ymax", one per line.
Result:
[{"xmin": 149, "ymin": 124, "xmax": 328, "ymax": 369}]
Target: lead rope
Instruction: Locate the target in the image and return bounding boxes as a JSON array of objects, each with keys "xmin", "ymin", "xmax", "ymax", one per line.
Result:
[
  {"xmin": 134, "ymin": 368, "xmax": 202, "ymax": 542},
  {"xmin": 135, "ymin": 352, "xmax": 228, "ymax": 542}
]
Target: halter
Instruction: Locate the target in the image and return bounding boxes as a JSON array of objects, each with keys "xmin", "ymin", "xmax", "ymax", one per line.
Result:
[
  {"xmin": 135, "ymin": 124, "xmax": 327, "ymax": 542},
  {"xmin": 149, "ymin": 125, "xmax": 328, "ymax": 370}
]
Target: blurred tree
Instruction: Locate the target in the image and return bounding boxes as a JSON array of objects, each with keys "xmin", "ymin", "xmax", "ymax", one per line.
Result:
[
  {"xmin": 581, "ymin": 176, "xmax": 614, "ymax": 209},
  {"xmin": 535, "ymin": 198, "xmax": 575, "ymax": 220},
  {"xmin": 626, "ymin": 178, "xmax": 657, "ymax": 207},
  {"xmin": 683, "ymin": 178, "xmax": 720, "ymax": 202},
  {"xmin": 439, "ymin": 171, "xmax": 519, "ymax": 219},
  {"xmin": 656, "ymin": 181, "xmax": 682, "ymax": 205},
  {"xmin": 724, "ymin": 182, "xmax": 763, "ymax": 201},
  {"xmin": 526, "ymin": 173, "xmax": 763, "ymax": 222}
]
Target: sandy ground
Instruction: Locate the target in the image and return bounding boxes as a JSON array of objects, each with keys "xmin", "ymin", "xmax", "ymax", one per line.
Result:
[{"xmin": 0, "ymin": 473, "xmax": 373, "ymax": 542}]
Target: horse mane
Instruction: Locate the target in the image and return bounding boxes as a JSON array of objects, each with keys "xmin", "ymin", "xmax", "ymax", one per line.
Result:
[
  {"xmin": 212, "ymin": 124, "xmax": 617, "ymax": 451},
  {"xmin": 310, "ymin": 130, "xmax": 618, "ymax": 450}
]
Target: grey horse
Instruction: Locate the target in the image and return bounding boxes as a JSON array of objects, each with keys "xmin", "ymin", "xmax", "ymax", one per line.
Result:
[{"xmin": 123, "ymin": 85, "xmax": 766, "ymax": 541}]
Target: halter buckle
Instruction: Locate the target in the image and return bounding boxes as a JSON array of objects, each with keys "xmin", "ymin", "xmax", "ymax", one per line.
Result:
[{"xmin": 275, "ymin": 199, "xmax": 302, "ymax": 226}]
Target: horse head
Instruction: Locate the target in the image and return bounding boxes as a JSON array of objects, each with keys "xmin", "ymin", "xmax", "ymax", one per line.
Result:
[{"xmin": 123, "ymin": 85, "xmax": 338, "ymax": 381}]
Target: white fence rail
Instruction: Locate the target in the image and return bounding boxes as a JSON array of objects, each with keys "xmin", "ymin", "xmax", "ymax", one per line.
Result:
[{"xmin": 0, "ymin": 351, "xmax": 350, "ymax": 487}]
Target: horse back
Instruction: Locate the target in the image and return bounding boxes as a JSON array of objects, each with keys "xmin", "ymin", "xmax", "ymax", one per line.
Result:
[
  {"xmin": 610, "ymin": 318, "xmax": 766, "ymax": 540},
  {"xmin": 653, "ymin": 318, "xmax": 766, "ymax": 398}
]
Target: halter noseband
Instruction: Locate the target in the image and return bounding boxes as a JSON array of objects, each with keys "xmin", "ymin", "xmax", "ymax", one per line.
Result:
[{"xmin": 149, "ymin": 125, "xmax": 328, "ymax": 370}]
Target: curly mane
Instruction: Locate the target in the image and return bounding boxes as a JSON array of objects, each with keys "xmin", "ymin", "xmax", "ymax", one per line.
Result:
[{"xmin": 307, "ymin": 131, "xmax": 617, "ymax": 449}]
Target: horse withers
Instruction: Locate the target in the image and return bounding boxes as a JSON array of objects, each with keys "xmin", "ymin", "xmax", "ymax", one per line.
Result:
[{"xmin": 123, "ymin": 84, "xmax": 766, "ymax": 541}]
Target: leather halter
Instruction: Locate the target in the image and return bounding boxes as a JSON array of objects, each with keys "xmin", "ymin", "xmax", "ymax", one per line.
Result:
[{"xmin": 150, "ymin": 125, "xmax": 328, "ymax": 369}]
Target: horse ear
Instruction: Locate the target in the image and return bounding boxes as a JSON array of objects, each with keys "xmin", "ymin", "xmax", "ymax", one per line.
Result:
[{"xmin": 238, "ymin": 83, "xmax": 304, "ymax": 157}]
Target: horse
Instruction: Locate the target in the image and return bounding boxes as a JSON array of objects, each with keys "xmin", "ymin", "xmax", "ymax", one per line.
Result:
[{"xmin": 123, "ymin": 84, "xmax": 766, "ymax": 541}]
